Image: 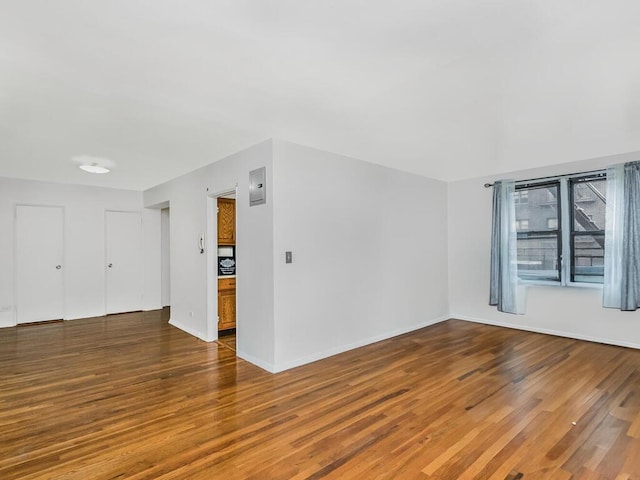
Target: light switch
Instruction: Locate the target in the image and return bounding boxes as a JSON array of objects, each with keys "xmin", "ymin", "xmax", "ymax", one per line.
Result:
[{"xmin": 285, "ymin": 251, "xmax": 292, "ymax": 264}]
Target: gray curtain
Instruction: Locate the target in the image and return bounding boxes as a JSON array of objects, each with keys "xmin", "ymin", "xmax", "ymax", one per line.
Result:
[
  {"xmin": 489, "ymin": 180, "xmax": 522, "ymax": 314},
  {"xmin": 604, "ymin": 161, "xmax": 640, "ymax": 311},
  {"xmin": 621, "ymin": 162, "xmax": 640, "ymax": 310},
  {"xmin": 489, "ymin": 182, "xmax": 503, "ymax": 308}
]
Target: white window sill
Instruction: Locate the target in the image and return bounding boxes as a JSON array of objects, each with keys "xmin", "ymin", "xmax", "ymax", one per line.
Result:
[{"xmin": 519, "ymin": 279, "xmax": 603, "ymax": 289}]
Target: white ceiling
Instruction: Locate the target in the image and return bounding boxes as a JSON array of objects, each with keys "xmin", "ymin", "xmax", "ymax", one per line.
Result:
[{"xmin": 2, "ymin": 1, "xmax": 639, "ymax": 190}]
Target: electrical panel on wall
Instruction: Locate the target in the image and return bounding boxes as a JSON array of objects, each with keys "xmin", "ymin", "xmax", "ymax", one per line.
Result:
[{"xmin": 249, "ymin": 167, "xmax": 266, "ymax": 206}]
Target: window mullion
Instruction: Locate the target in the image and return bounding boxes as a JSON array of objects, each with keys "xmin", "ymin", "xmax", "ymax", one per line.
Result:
[{"xmin": 559, "ymin": 178, "xmax": 571, "ymax": 286}]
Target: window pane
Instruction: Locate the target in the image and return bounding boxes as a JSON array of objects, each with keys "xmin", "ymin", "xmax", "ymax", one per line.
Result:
[
  {"xmin": 572, "ymin": 233, "xmax": 604, "ymax": 283},
  {"xmin": 571, "ymin": 177, "xmax": 605, "ymax": 284},
  {"xmin": 516, "ymin": 219, "xmax": 529, "ymax": 231},
  {"xmin": 517, "ymin": 233, "xmax": 560, "ymax": 281},
  {"xmin": 572, "ymin": 179, "xmax": 606, "ymax": 232},
  {"xmin": 514, "ymin": 191, "xmax": 528, "ymax": 204},
  {"xmin": 516, "ymin": 183, "xmax": 560, "ymax": 281},
  {"xmin": 515, "ymin": 184, "xmax": 560, "ymax": 232}
]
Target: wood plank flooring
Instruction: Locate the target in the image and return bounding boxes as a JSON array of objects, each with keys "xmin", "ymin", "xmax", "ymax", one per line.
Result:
[
  {"xmin": 1, "ymin": 311, "xmax": 640, "ymax": 479},
  {"xmin": 217, "ymin": 330, "xmax": 236, "ymax": 352}
]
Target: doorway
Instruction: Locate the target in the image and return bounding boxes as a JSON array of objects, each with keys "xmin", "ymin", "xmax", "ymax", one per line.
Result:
[
  {"xmin": 207, "ymin": 188, "xmax": 237, "ymax": 352},
  {"xmin": 105, "ymin": 211, "xmax": 143, "ymax": 314},
  {"xmin": 15, "ymin": 205, "xmax": 65, "ymax": 324},
  {"xmin": 161, "ymin": 207, "xmax": 171, "ymax": 309}
]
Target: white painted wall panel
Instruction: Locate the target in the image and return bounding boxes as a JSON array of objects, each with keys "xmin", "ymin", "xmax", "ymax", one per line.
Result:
[{"xmin": 271, "ymin": 140, "xmax": 449, "ymax": 371}]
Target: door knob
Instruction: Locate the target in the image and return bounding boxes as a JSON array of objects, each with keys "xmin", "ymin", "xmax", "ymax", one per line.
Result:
[
  {"xmin": 108, "ymin": 263, "xmax": 113, "ymax": 268},
  {"xmin": 56, "ymin": 265, "xmax": 62, "ymax": 270}
]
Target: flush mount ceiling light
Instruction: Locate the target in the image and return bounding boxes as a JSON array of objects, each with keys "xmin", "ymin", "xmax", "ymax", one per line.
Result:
[
  {"xmin": 79, "ymin": 163, "xmax": 110, "ymax": 174},
  {"xmin": 72, "ymin": 155, "xmax": 115, "ymax": 174}
]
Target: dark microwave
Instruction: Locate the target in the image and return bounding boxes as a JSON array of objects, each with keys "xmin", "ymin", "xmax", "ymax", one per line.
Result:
[{"xmin": 218, "ymin": 246, "xmax": 236, "ymax": 276}]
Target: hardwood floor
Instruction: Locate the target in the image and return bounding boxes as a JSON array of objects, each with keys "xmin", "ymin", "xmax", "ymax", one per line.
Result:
[
  {"xmin": 217, "ymin": 329, "xmax": 236, "ymax": 352},
  {"xmin": 1, "ymin": 312, "xmax": 640, "ymax": 479}
]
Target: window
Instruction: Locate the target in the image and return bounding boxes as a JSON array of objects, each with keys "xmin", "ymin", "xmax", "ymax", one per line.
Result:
[
  {"xmin": 515, "ymin": 172, "xmax": 606, "ymax": 285},
  {"xmin": 515, "ymin": 182, "xmax": 561, "ymax": 282},
  {"xmin": 570, "ymin": 176, "xmax": 606, "ymax": 283}
]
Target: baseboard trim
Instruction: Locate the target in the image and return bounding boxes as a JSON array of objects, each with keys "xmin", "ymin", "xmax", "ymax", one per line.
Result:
[
  {"xmin": 272, "ymin": 314, "xmax": 450, "ymax": 373},
  {"xmin": 451, "ymin": 313, "xmax": 640, "ymax": 351},
  {"xmin": 168, "ymin": 318, "xmax": 212, "ymax": 342},
  {"xmin": 0, "ymin": 318, "xmax": 17, "ymax": 328},
  {"xmin": 236, "ymin": 350, "xmax": 276, "ymax": 373}
]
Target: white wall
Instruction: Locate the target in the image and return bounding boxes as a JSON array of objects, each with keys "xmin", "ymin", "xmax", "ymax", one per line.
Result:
[
  {"xmin": 271, "ymin": 140, "xmax": 449, "ymax": 371},
  {"xmin": 143, "ymin": 138, "xmax": 449, "ymax": 373},
  {"xmin": 143, "ymin": 140, "xmax": 275, "ymax": 370},
  {"xmin": 161, "ymin": 208, "xmax": 171, "ymax": 307},
  {"xmin": 448, "ymin": 150, "xmax": 640, "ymax": 349},
  {"xmin": 0, "ymin": 177, "xmax": 161, "ymax": 327}
]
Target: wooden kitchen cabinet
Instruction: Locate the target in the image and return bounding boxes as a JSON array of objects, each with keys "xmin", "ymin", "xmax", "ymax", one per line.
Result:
[
  {"xmin": 218, "ymin": 277, "xmax": 236, "ymax": 331},
  {"xmin": 217, "ymin": 198, "xmax": 235, "ymax": 245}
]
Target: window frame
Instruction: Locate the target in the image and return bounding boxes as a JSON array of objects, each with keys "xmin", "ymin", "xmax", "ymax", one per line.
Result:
[
  {"xmin": 568, "ymin": 175, "xmax": 606, "ymax": 285},
  {"xmin": 515, "ymin": 180, "xmax": 562, "ymax": 284},
  {"xmin": 514, "ymin": 170, "xmax": 606, "ymax": 288}
]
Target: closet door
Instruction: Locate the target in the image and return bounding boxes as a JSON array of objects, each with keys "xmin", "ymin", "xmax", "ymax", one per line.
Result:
[
  {"xmin": 106, "ymin": 211, "xmax": 143, "ymax": 314},
  {"xmin": 16, "ymin": 205, "xmax": 65, "ymax": 324}
]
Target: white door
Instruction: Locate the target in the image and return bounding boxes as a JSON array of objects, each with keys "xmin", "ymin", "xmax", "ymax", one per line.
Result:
[
  {"xmin": 16, "ymin": 205, "xmax": 64, "ymax": 324},
  {"xmin": 106, "ymin": 211, "xmax": 143, "ymax": 314}
]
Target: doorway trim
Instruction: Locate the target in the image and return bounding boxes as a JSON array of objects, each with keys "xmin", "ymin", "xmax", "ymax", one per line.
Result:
[{"xmin": 206, "ymin": 186, "xmax": 238, "ymax": 342}]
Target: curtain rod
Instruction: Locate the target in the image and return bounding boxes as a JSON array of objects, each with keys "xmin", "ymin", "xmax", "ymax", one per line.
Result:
[{"xmin": 484, "ymin": 168, "xmax": 606, "ymax": 188}]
